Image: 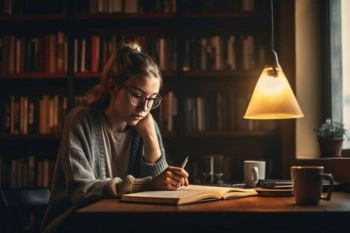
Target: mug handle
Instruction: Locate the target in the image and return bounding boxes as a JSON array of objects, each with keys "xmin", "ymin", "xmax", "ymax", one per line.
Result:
[
  {"xmin": 320, "ymin": 173, "xmax": 334, "ymax": 201},
  {"xmin": 252, "ymin": 166, "xmax": 259, "ymax": 182}
]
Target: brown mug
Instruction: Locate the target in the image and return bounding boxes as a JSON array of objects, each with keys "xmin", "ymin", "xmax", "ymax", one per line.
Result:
[{"xmin": 291, "ymin": 166, "xmax": 334, "ymax": 205}]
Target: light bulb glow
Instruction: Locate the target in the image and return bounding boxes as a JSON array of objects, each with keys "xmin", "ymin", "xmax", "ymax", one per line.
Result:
[{"xmin": 256, "ymin": 74, "xmax": 285, "ymax": 94}]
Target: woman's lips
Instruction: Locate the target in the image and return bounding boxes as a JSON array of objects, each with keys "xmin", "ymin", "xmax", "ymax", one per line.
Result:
[{"xmin": 132, "ymin": 115, "xmax": 143, "ymax": 119}]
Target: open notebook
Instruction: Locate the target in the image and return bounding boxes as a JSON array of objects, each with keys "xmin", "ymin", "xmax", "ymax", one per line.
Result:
[{"xmin": 120, "ymin": 185, "xmax": 257, "ymax": 205}]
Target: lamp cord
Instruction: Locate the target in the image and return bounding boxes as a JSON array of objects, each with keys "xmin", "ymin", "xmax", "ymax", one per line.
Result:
[
  {"xmin": 270, "ymin": 0, "xmax": 275, "ymax": 52},
  {"xmin": 268, "ymin": 0, "xmax": 280, "ymax": 74}
]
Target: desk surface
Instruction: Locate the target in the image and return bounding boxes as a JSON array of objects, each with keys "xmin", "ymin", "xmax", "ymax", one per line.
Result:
[
  {"xmin": 78, "ymin": 192, "xmax": 350, "ymax": 213},
  {"xmin": 67, "ymin": 192, "xmax": 350, "ymax": 233}
]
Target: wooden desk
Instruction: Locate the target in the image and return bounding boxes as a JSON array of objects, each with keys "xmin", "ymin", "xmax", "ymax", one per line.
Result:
[{"xmin": 65, "ymin": 192, "xmax": 350, "ymax": 233}]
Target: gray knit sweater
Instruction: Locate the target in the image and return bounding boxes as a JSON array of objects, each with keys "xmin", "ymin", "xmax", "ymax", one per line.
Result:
[{"xmin": 41, "ymin": 106, "xmax": 168, "ymax": 232}]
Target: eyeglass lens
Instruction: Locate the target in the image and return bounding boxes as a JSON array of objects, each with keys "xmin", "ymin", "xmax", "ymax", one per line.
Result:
[{"xmin": 131, "ymin": 95, "xmax": 161, "ymax": 109}]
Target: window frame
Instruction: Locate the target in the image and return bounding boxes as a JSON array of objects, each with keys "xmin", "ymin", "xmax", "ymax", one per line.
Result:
[{"xmin": 321, "ymin": 0, "xmax": 349, "ymax": 155}]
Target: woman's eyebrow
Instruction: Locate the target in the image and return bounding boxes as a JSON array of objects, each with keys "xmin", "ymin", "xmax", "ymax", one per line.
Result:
[
  {"xmin": 128, "ymin": 86, "xmax": 159, "ymax": 97},
  {"xmin": 128, "ymin": 86, "xmax": 146, "ymax": 94}
]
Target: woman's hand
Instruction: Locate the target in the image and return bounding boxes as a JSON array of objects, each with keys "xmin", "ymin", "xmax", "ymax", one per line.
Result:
[
  {"xmin": 150, "ymin": 166, "xmax": 189, "ymax": 190},
  {"xmin": 134, "ymin": 113, "xmax": 156, "ymax": 139},
  {"xmin": 135, "ymin": 113, "xmax": 161, "ymax": 164}
]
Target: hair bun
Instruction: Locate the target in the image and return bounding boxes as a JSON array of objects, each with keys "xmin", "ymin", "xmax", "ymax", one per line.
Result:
[{"xmin": 123, "ymin": 42, "xmax": 141, "ymax": 53}]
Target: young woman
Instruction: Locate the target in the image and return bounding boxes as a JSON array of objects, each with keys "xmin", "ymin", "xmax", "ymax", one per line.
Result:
[{"xmin": 41, "ymin": 43, "xmax": 189, "ymax": 233}]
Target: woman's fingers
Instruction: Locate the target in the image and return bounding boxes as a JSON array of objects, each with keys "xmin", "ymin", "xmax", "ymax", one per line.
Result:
[
  {"xmin": 150, "ymin": 166, "xmax": 190, "ymax": 190},
  {"xmin": 184, "ymin": 177, "xmax": 189, "ymax": 186},
  {"xmin": 166, "ymin": 166, "xmax": 189, "ymax": 187},
  {"xmin": 165, "ymin": 175, "xmax": 180, "ymax": 187},
  {"xmin": 167, "ymin": 166, "xmax": 189, "ymax": 178}
]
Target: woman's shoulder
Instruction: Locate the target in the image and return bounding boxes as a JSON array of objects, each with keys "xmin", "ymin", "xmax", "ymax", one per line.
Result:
[{"xmin": 65, "ymin": 105, "xmax": 103, "ymax": 125}]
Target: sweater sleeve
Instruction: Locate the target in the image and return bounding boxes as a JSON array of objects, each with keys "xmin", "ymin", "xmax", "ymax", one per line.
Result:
[
  {"xmin": 138, "ymin": 120, "xmax": 168, "ymax": 177},
  {"xmin": 42, "ymin": 107, "xmax": 156, "ymax": 233},
  {"xmin": 60, "ymin": 108, "xmax": 150, "ymax": 207},
  {"xmin": 65, "ymin": 149, "xmax": 151, "ymax": 204}
]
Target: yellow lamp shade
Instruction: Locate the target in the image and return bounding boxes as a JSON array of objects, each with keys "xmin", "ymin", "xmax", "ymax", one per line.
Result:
[{"xmin": 244, "ymin": 66, "xmax": 304, "ymax": 119}]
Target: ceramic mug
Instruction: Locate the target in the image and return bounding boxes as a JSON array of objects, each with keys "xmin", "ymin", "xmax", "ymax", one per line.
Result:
[
  {"xmin": 244, "ymin": 160, "xmax": 265, "ymax": 188},
  {"xmin": 291, "ymin": 166, "xmax": 334, "ymax": 205}
]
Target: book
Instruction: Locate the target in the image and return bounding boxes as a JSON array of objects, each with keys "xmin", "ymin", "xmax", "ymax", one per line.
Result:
[{"xmin": 120, "ymin": 185, "xmax": 257, "ymax": 205}]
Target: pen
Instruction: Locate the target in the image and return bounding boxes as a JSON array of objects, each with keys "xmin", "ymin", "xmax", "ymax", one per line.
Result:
[
  {"xmin": 177, "ymin": 156, "xmax": 189, "ymax": 188},
  {"xmin": 180, "ymin": 156, "xmax": 189, "ymax": 169}
]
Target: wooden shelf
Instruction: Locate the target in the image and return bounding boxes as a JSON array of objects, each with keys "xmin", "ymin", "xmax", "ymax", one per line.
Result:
[
  {"xmin": 0, "ymin": 14, "xmax": 66, "ymax": 21},
  {"xmin": 76, "ymin": 12, "xmax": 262, "ymax": 20},
  {"xmin": 0, "ymin": 0, "xmax": 287, "ymax": 185},
  {"xmin": 0, "ymin": 134, "xmax": 61, "ymax": 140},
  {"xmin": 183, "ymin": 70, "xmax": 260, "ymax": 79},
  {"xmin": 183, "ymin": 12, "xmax": 262, "ymax": 19},
  {"xmin": 185, "ymin": 130, "xmax": 279, "ymax": 138},
  {"xmin": 1, "ymin": 13, "xmax": 177, "ymax": 23},
  {"xmin": 74, "ymin": 72, "xmax": 102, "ymax": 79},
  {"xmin": 0, "ymin": 72, "xmax": 67, "ymax": 80},
  {"xmin": 76, "ymin": 13, "xmax": 176, "ymax": 20},
  {"xmin": 0, "ymin": 132, "xmax": 177, "ymax": 141},
  {"xmin": 74, "ymin": 71, "xmax": 177, "ymax": 79},
  {"xmin": 1, "ymin": 13, "xmax": 177, "ymax": 21}
]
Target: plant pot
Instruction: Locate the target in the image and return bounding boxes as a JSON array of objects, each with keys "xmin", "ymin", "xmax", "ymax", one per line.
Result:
[{"xmin": 318, "ymin": 138, "xmax": 343, "ymax": 157}]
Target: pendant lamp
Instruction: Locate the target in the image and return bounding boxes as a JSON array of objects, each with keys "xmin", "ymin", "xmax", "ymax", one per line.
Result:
[{"xmin": 244, "ymin": 0, "xmax": 303, "ymax": 119}]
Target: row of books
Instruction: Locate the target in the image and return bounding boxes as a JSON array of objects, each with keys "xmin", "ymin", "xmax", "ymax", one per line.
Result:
[
  {"xmin": 1, "ymin": 0, "xmax": 256, "ymax": 16},
  {"xmin": 77, "ymin": 0, "xmax": 176, "ymax": 14},
  {"xmin": 0, "ymin": 33, "xmax": 67, "ymax": 74},
  {"xmin": 0, "ymin": 156, "xmax": 54, "ymax": 188},
  {"xmin": 1, "ymin": 95, "xmax": 68, "ymax": 135},
  {"xmin": 182, "ymin": 0, "xmax": 255, "ymax": 13},
  {"xmin": 183, "ymin": 35, "xmax": 264, "ymax": 71},
  {"xmin": 157, "ymin": 91, "xmax": 177, "ymax": 133},
  {"xmin": 76, "ymin": 0, "xmax": 255, "ymax": 15},
  {"xmin": 73, "ymin": 35, "xmax": 177, "ymax": 73},
  {"xmin": 0, "ymin": 91, "xmax": 177, "ymax": 135},
  {"xmin": 0, "ymin": 92, "xmax": 177, "ymax": 136},
  {"xmin": 72, "ymin": 93, "xmax": 178, "ymax": 133},
  {"xmin": 73, "ymin": 34, "xmax": 261, "ymax": 73},
  {"xmin": 0, "ymin": 93, "xmax": 277, "ymax": 136},
  {"xmin": 0, "ymin": 33, "xmax": 262, "ymax": 74},
  {"xmin": 1, "ymin": 0, "xmax": 64, "ymax": 16},
  {"xmin": 184, "ymin": 94, "xmax": 277, "ymax": 132}
]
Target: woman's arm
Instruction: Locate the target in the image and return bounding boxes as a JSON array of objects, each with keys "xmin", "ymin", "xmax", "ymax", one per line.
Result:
[
  {"xmin": 134, "ymin": 113, "xmax": 189, "ymax": 189},
  {"xmin": 60, "ymin": 108, "xmax": 151, "ymax": 207},
  {"xmin": 134, "ymin": 113, "xmax": 161, "ymax": 163}
]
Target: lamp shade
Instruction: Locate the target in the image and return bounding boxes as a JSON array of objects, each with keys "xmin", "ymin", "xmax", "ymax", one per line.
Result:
[{"xmin": 244, "ymin": 66, "xmax": 304, "ymax": 119}]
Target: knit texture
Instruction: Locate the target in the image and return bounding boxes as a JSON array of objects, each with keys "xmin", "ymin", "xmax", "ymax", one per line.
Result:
[
  {"xmin": 41, "ymin": 106, "xmax": 168, "ymax": 233},
  {"xmin": 117, "ymin": 175, "xmax": 152, "ymax": 195}
]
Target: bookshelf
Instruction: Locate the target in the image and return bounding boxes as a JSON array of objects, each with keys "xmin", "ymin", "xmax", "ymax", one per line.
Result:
[{"xmin": 0, "ymin": 0, "xmax": 293, "ymax": 188}]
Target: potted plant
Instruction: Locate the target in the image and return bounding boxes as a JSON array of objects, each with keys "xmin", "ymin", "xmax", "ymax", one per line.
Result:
[{"xmin": 315, "ymin": 118, "xmax": 348, "ymax": 157}]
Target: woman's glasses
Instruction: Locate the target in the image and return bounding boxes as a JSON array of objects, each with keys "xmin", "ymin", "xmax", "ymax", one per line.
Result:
[{"xmin": 123, "ymin": 86, "xmax": 162, "ymax": 109}]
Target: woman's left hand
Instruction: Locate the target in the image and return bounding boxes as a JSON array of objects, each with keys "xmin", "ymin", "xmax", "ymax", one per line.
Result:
[
  {"xmin": 134, "ymin": 113, "xmax": 156, "ymax": 139},
  {"xmin": 135, "ymin": 113, "xmax": 161, "ymax": 163}
]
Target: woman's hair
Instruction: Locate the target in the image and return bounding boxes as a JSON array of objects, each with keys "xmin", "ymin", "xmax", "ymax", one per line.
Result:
[{"xmin": 81, "ymin": 42, "xmax": 162, "ymax": 108}]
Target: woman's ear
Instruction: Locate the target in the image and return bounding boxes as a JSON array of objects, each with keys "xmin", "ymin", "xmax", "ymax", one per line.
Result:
[{"xmin": 106, "ymin": 79, "xmax": 117, "ymax": 94}]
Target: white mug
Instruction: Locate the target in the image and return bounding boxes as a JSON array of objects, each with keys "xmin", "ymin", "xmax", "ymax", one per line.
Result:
[{"xmin": 244, "ymin": 160, "xmax": 266, "ymax": 187}]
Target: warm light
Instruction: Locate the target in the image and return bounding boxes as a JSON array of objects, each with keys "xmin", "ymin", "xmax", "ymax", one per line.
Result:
[
  {"xmin": 244, "ymin": 0, "xmax": 304, "ymax": 120},
  {"xmin": 244, "ymin": 66, "xmax": 304, "ymax": 119}
]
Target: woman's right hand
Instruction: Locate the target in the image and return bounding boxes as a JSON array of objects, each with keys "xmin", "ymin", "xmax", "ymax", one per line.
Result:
[{"xmin": 150, "ymin": 166, "xmax": 189, "ymax": 190}]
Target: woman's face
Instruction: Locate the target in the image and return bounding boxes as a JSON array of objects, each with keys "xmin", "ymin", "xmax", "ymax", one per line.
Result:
[{"xmin": 110, "ymin": 74, "xmax": 161, "ymax": 126}]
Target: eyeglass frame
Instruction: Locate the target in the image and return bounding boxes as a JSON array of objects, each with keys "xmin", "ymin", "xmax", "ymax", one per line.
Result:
[{"xmin": 122, "ymin": 85, "xmax": 162, "ymax": 109}]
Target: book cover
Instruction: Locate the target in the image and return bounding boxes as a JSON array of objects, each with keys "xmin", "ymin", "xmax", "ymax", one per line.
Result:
[{"xmin": 120, "ymin": 185, "xmax": 257, "ymax": 205}]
